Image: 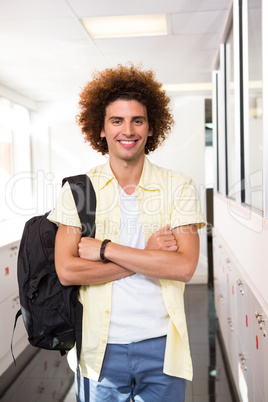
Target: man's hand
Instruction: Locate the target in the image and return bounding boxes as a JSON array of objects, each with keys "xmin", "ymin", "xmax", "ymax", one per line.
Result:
[
  {"xmin": 146, "ymin": 224, "xmax": 178, "ymax": 252},
  {"xmin": 78, "ymin": 237, "xmax": 102, "ymax": 261}
]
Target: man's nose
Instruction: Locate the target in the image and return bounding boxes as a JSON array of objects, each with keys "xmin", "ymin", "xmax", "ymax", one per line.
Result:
[{"xmin": 123, "ymin": 121, "xmax": 134, "ymax": 135}]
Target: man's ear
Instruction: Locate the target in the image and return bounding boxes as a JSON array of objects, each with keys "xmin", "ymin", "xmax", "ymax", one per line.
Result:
[
  {"xmin": 100, "ymin": 130, "xmax": 105, "ymax": 138},
  {"xmin": 148, "ymin": 128, "xmax": 153, "ymax": 137}
]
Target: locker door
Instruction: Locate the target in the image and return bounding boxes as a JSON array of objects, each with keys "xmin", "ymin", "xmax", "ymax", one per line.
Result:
[
  {"xmin": 236, "ymin": 269, "xmax": 254, "ymax": 402},
  {"xmin": 0, "ymin": 292, "xmax": 27, "ymax": 374},
  {"xmin": 213, "ymin": 234, "xmax": 221, "ymax": 317},
  {"xmin": 225, "ymin": 258, "xmax": 239, "ymax": 388},
  {"xmin": 213, "ymin": 235, "xmax": 228, "ymax": 344},
  {"xmin": 250, "ymin": 294, "xmax": 267, "ymax": 402},
  {"xmin": 0, "ymin": 242, "xmax": 19, "ymax": 303},
  {"xmin": 264, "ymin": 321, "xmax": 268, "ymax": 402}
]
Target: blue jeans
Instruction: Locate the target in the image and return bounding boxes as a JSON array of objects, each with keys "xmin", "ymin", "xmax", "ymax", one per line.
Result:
[{"xmin": 75, "ymin": 336, "xmax": 186, "ymax": 401}]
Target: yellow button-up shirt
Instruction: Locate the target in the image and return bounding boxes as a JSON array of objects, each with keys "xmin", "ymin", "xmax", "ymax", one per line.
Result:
[{"xmin": 48, "ymin": 157, "xmax": 206, "ymax": 381}]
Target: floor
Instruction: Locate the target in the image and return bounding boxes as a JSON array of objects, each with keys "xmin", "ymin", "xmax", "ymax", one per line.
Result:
[
  {"xmin": 183, "ymin": 284, "xmax": 237, "ymax": 402},
  {"xmin": 0, "ymin": 285, "xmax": 238, "ymax": 401}
]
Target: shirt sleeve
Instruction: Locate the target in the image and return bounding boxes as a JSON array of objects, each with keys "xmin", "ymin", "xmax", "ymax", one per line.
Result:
[
  {"xmin": 170, "ymin": 177, "xmax": 206, "ymax": 230},
  {"xmin": 47, "ymin": 181, "xmax": 82, "ymax": 228}
]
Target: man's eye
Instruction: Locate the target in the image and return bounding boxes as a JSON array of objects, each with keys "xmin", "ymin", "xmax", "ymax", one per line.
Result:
[
  {"xmin": 134, "ymin": 119, "xmax": 142, "ymax": 125},
  {"xmin": 112, "ymin": 120, "xmax": 121, "ymax": 125}
]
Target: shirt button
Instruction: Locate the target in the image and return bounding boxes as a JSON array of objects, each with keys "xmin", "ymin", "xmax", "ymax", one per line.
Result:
[
  {"xmin": 102, "ymin": 339, "xmax": 106, "ymax": 344},
  {"xmin": 105, "ymin": 310, "xmax": 110, "ymax": 315}
]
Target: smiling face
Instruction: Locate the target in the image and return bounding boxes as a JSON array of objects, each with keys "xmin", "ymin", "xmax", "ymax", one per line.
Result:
[{"xmin": 100, "ymin": 99, "xmax": 153, "ymax": 165}]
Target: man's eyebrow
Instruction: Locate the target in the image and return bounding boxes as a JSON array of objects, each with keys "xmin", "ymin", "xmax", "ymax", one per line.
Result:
[
  {"xmin": 132, "ymin": 116, "xmax": 147, "ymax": 120},
  {"xmin": 108, "ymin": 116, "xmax": 123, "ymax": 120},
  {"xmin": 108, "ymin": 115, "xmax": 147, "ymax": 120}
]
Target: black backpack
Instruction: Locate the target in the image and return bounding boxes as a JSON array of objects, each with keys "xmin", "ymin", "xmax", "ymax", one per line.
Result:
[{"xmin": 12, "ymin": 174, "xmax": 96, "ymax": 369}]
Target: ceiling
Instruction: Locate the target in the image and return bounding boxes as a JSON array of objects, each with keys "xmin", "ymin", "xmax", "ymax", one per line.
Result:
[{"xmin": 0, "ymin": 0, "xmax": 232, "ymax": 103}]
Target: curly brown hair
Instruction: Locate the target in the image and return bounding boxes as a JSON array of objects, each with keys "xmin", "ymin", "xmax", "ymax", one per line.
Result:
[{"xmin": 76, "ymin": 63, "xmax": 174, "ymax": 155}]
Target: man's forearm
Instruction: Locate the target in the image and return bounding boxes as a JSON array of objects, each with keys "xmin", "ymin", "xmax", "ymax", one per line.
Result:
[
  {"xmin": 56, "ymin": 255, "xmax": 133, "ymax": 286},
  {"xmin": 55, "ymin": 224, "xmax": 133, "ymax": 286},
  {"xmin": 104, "ymin": 243, "xmax": 196, "ymax": 282}
]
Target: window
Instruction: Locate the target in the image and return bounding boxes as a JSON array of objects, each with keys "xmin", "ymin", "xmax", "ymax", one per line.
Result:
[
  {"xmin": 0, "ymin": 98, "xmax": 13, "ymax": 176},
  {"xmin": 216, "ymin": 44, "xmax": 228, "ymax": 196},
  {"xmin": 212, "ymin": 70, "xmax": 220, "ymax": 193},
  {"xmin": 205, "ymin": 98, "xmax": 213, "ymax": 188},
  {"xmin": 0, "ymin": 98, "xmax": 31, "ymax": 221},
  {"xmin": 226, "ymin": 28, "xmax": 237, "ymax": 199},
  {"xmin": 244, "ymin": 0, "xmax": 263, "ymax": 212}
]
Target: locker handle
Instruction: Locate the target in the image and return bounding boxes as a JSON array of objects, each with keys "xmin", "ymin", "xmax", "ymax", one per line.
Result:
[
  {"xmin": 257, "ymin": 315, "xmax": 265, "ymax": 324},
  {"xmin": 238, "ymin": 352, "xmax": 246, "ymax": 364},
  {"xmin": 237, "ymin": 278, "xmax": 243, "ymax": 286}
]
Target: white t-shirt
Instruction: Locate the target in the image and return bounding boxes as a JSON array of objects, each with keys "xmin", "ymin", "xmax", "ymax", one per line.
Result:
[{"xmin": 108, "ymin": 187, "xmax": 169, "ymax": 344}]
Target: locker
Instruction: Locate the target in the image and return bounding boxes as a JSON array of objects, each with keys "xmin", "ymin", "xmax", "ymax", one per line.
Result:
[
  {"xmin": 250, "ymin": 292, "xmax": 267, "ymax": 401},
  {"xmin": 0, "ymin": 240, "xmax": 27, "ymax": 375},
  {"xmin": 213, "ymin": 234, "xmax": 228, "ymax": 344},
  {"xmin": 224, "ymin": 257, "xmax": 239, "ymax": 387},
  {"xmin": 235, "ymin": 268, "xmax": 254, "ymax": 401},
  {"xmin": 0, "ymin": 291, "xmax": 27, "ymax": 374},
  {"xmin": 0, "ymin": 241, "xmax": 19, "ymax": 303},
  {"xmin": 213, "ymin": 229, "xmax": 267, "ymax": 402}
]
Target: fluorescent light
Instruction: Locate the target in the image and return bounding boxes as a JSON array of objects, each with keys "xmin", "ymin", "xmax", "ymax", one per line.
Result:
[
  {"xmin": 249, "ymin": 80, "xmax": 262, "ymax": 89},
  {"xmin": 163, "ymin": 82, "xmax": 213, "ymax": 92},
  {"xmin": 229, "ymin": 81, "xmax": 262, "ymax": 90},
  {"xmin": 81, "ymin": 14, "xmax": 167, "ymax": 39}
]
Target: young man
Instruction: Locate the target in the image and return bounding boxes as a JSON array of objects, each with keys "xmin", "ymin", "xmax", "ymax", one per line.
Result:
[{"xmin": 48, "ymin": 64, "xmax": 206, "ymax": 401}]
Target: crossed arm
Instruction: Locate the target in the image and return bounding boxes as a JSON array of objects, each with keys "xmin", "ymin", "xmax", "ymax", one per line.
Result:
[{"xmin": 55, "ymin": 224, "xmax": 200, "ymax": 286}]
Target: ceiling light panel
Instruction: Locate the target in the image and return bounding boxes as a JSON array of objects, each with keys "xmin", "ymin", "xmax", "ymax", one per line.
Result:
[
  {"xmin": 163, "ymin": 82, "xmax": 213, "ymax": 92},
  {"xmin": 81, "ymin": 14, "xmax": 167, "ymax": 39}
]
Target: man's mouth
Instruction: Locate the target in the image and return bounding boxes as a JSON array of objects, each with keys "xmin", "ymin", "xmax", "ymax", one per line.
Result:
[
  {"xmin": 117, "ymin": 139, "xmax": 139, "ymax": 148},
  {"xmin": 119, "ymin": 140, "xmax": 136, "ymax": 145}
]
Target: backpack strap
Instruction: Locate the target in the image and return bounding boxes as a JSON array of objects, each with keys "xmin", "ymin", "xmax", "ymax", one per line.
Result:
[
  {"xmin": 62, "ymin": 174, "xmax": 96, "ymax": 238},
  {"xmin": 62, "ymin": 174, "xmax": 96, "ymax": 397},
  {"xmin": 11, "ymin": 309, "xmax": 22, "ymax": 366},
  {"xmin": 75, "ymin": 300, "xmax": 83, "ymax": 399}
]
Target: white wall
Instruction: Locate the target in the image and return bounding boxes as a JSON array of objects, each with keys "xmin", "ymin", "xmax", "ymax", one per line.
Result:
[
  {"xmin": 0, "ymin": 86, "xmax": 36, "ymax": 239},
  {"xmin": 0, "ymin": 83, "xmax": 36, "ymax": 111},
  {"xmin": 149, "ymin": 95, "xmax": 207, "ymax": 283},
  {"xmin": 31, "ymin": 100, "xmax": 106, "ymax": 212}
]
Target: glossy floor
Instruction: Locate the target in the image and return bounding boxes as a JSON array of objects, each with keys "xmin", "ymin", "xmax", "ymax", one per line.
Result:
[{"xmin": 183, "ymin": 284, "xmax": 237, "ymax": 402}]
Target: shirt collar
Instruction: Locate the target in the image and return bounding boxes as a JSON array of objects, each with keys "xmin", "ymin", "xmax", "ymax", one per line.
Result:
[
  {"xmin": 98, "ymin": 160, "xmax": 116, "ymax": 190},
  {"xmin": 98, "ymin": 156, "xmax": 160, "ymax": 192},
  {"xmin": 138, "ymin": 157, "xmax": 160, "ymax": 192}
]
